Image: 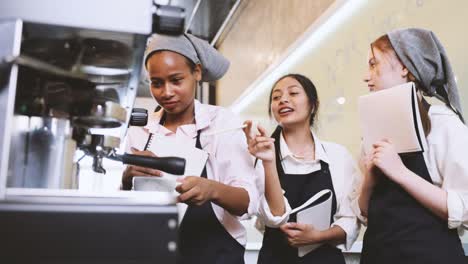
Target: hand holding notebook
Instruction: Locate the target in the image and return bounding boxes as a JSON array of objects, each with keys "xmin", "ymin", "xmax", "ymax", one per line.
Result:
[
  {"xmin": 133, "ymin": 136, "xmax": 208, "ymax": 192},
  {"xmin": 358, "ymin": 82, "xmax": 427, "ymax": 154},
  {"xmin": 289, "ymin": 189, "xmax": 333, "ymax": 257}
]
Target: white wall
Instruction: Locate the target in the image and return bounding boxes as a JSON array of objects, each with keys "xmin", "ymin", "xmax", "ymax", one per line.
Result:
[{"xmin": 227, "ymin": 0, "xmax": 468, "ymax": 251}]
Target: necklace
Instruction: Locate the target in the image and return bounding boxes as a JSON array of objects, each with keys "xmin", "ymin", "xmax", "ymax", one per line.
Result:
[{"xmin": 291, "ymin": 147, "xmax": 315, "ymax": 160}]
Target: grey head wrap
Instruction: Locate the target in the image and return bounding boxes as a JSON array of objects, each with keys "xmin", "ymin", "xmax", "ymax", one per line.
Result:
[
  {"xmin": 387, "ymin": 28, "xmax": 464, "ymax": 123},
  {"xmin": 144, "ymin": 33, "xmax": 230, "ymax": 82}
]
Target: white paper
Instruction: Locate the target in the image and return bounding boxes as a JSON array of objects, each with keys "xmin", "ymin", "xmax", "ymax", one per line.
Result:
[
  {"xmin": 149, "ymin": 135, "xmax": 208, "ymax": 178},
  {"xmin": 358, "ymin": 82, "xmax": 426, "ymax": 154},
  {"xmin": 290, "ymin": 189, "xmax": 333, "ymax": 257},
  {"xmin": 133, "ymin": 176, "xmax": 178, "ymax": 192},
  {"xmin": 135, "ymin": 136, "xmax": 209, "ymax": 219},
  {"xmin": 132, "ymin": 176, "xmax": 187, "ymax": 221}
]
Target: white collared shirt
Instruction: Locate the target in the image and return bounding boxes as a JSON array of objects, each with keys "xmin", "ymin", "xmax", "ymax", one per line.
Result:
[
  {"xmin": 124, "ymin": 100, "xmax": 259, "ymax": 246},
  {"xmin": 256, "ymin": 131, "xmax": 361, "ymax": 250},
  {"xmin": 351, "ymin": 105, "xmax": 468, "ymax": 232}
]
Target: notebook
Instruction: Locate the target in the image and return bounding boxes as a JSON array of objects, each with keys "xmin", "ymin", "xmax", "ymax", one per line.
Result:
[
  {"xmin": 358, "ymin": 82, "xmax": 426, "ymax": 154},
  {"xmin": 290, "ymin": 189, "xmax": 333, "ymax": 257},
  {"xmin": 133, "ymin": 136, "xmax": 208, "ymax": 191},
  {"xmin": 148, "ymin": 135, "xmax": 209, "ymax": 177},
  {"xmin": 134, "ymin": 136, "xmax": 209, "ymax": 221}
]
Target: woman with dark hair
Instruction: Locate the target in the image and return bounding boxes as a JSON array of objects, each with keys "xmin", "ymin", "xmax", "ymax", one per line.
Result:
[
  {"xmin": 244, "ymin": 74, "xmax": 360, "ymax": 263},
  {"xmin": 353, "ymin": 28, "xmax": 467, "ymax": 264},
  {"xmin": 121, "ymin": 33, "xmax": 259, "ymax": 264}
]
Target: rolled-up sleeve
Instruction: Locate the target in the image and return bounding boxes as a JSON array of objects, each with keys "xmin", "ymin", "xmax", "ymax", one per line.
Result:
[
  {"xmin": 213, "ymin": 112, "xmax": 261, "ymax": 219},
  {"xmin": 253, "ymin": 159, "xmax": 291, "ymax": 228},
  {"xmin": 446, "ymin": 189, "xmax": 468, "ymax": 229},
  {"xmin": 332, "ymin": 149, "xmax": 361, "ymax": 250},
  {"xmin": 257, "ymin": 189, "xmax": 292, "ymax": 228},
  {"xmin": 349, "ymin": 146, "xmax": 369, "ymax": 226},
  {"xmin": 436, "ymin": 117, "xmax": 468, "ymax": 230},
  {"xmin": 332, "ymin": 217, "xmax": 359, "ymax": 250},
  {"xmin": 350, "ymin": 193, "xmax": 368, "ymax": 226}
]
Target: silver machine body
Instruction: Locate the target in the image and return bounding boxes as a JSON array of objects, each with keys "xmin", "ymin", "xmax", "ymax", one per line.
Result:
[
  {"xmin": 7, "ymin": 116, "xmax": 77, "ymax": 189},
  {"xmin": 0, "ymin": 0, "xmax": 153, "ymax": 191},
  {"xmin": 0, "ymin": 1, "xmax": 185, "ymax": 263}
]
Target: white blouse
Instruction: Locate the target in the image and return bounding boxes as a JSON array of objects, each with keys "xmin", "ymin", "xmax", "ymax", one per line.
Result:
[
  {"xmin": 256, "ymin": 131, "xmax": 361, "ymax": 250},
  {"xmin": 351, "ymin": 105, "xmax": 468, "ymax": 232},
  {"xmin": 124, "ymin": 100, "xmax": 260, "ymax": 246}
]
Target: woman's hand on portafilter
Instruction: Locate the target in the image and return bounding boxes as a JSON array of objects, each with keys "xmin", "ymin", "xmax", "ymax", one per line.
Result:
[{"xmin": 121, "ymin": 147, "xmax": 162, "ymax": 190}]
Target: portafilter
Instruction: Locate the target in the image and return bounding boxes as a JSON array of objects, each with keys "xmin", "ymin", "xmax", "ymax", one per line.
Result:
[{"xmin": 78, "ymin": 133, "xmax": 186, "ymax": 175}]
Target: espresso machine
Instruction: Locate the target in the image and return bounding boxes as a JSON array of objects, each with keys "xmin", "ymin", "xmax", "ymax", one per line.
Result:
[{"xmin": 0, "ymin": 0, "xmax": 186, "ymax": 262}]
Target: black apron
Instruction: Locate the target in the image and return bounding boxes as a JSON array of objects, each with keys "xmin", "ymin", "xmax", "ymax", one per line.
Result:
[
  {"xmin": 361, "ymin": 152, "xmax": 466, "ymax": 264},
  {"xmin": 257, "ymin": 135, "xmax": 345, "ymax": 264},
  {"xmin": 145, "ymin": 114, "xmax": 245, "ymax": 264}
]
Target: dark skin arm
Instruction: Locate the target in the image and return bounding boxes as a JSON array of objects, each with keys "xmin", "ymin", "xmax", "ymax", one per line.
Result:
[
  {"xmin": 121, "ymin": 148, "xmax": 162, "ymax": 190},
  {"xmin": 175, "ymin": 176, "xmax": 249, "ymax": 216}
]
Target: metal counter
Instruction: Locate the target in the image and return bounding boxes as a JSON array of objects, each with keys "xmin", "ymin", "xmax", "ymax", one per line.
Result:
[{"xmin": 0, "ymin": 189, "xmax": 179, "ymax": 264}]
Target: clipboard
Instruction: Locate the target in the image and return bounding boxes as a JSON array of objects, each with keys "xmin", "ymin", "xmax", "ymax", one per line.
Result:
[{"xmin": 358, "ymin": 82, "xmax": 426, "ymax": 154}]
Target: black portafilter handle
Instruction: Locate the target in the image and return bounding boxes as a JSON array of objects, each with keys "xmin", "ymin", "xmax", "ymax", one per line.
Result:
[{"xmin": 121, "ymin": 154, "xmax": 185, "ymax": 175}]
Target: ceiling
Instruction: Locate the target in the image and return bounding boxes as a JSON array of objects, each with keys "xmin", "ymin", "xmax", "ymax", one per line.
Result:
[
  {"xmin": 138, "ymin": 0, "xmax": 240, "ymax": 97},
  {"xmin": 157, "ymin": 0, "xmax": 239, "ymax": 43},
  {"xmin": 230, "ymin": 0, "xmax": 468, "ymax": 157}
]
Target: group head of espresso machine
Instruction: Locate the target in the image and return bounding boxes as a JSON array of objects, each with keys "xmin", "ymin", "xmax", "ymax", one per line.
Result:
[{"xmin": 0, "ymin": 0, "xmax": 186, "ymax": 190}]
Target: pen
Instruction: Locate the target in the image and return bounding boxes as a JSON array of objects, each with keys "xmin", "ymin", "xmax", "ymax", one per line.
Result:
[{"xmin": 202, "ymin": 124, "xmax": 248, "ymax": 136}]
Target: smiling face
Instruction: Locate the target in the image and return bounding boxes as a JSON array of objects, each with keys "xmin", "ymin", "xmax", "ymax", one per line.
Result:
[
  {"xmin": 146, "ymin": 51, "xmax": 201, "ymax": 115},
  {"xmin": 270, "ymin": 76, "xmax": 315, "ymax": 128},
  {"xmin": 363, "ymin": 36, "xmax": 409, "ymax": 92}
]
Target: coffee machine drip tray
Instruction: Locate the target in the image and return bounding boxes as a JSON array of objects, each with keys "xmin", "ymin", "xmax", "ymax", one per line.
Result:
[{"xmin": 4, "ymin": 188, "xmax": 178, "ymax": 206}]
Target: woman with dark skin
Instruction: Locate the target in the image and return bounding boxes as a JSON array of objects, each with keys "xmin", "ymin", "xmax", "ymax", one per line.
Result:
[{"xmin": 122, "ymin": 33, "xmax": 259, "ymax": 264}]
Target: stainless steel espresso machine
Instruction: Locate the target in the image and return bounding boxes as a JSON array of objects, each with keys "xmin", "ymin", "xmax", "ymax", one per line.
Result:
[{"xmin": 0, "ymin": 0, "xmax": 186, "ymax": 263}]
